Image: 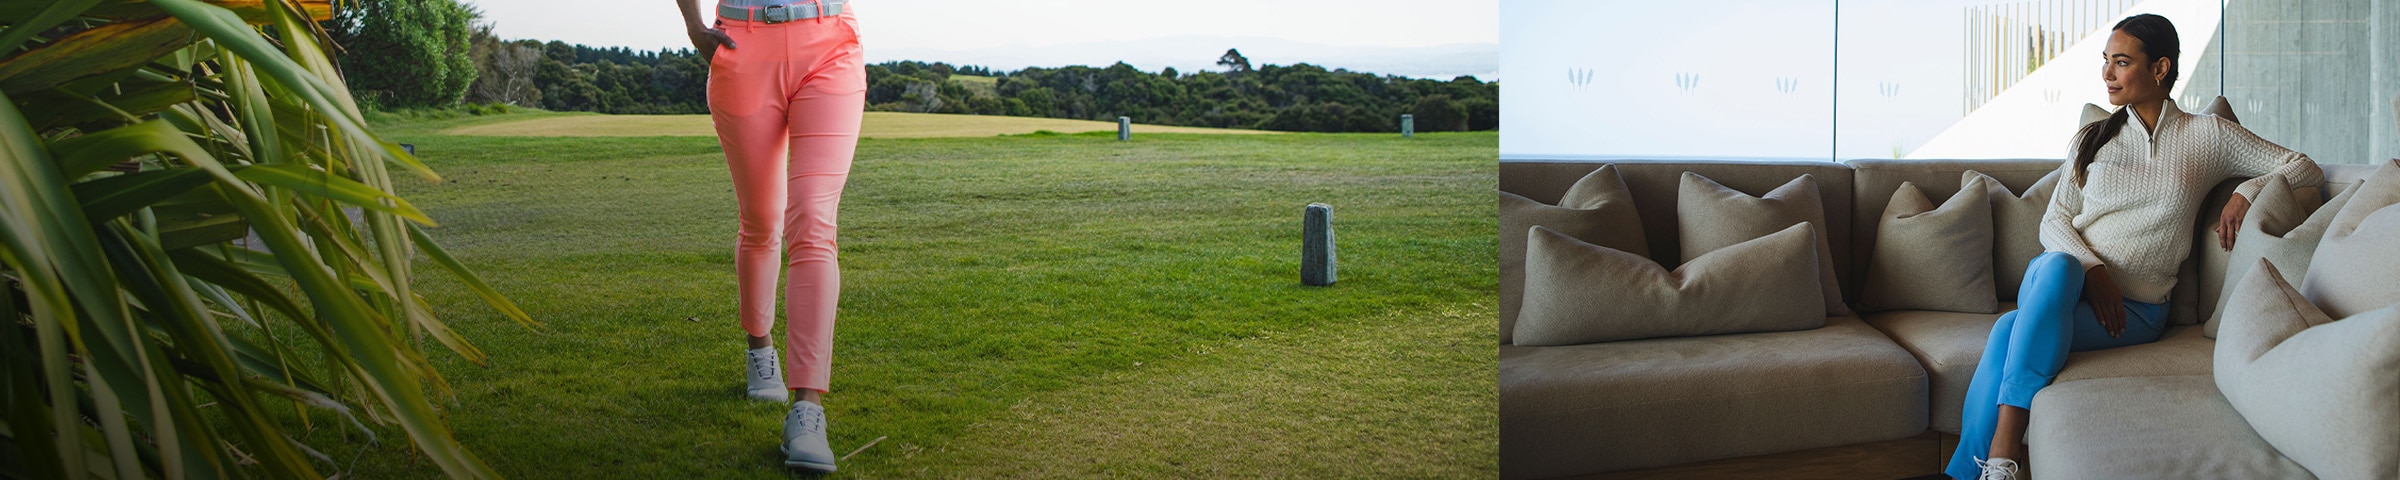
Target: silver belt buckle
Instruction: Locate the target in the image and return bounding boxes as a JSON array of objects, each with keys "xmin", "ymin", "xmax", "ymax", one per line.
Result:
[{"xmin": 762, "ymin": 4, "xmax": 791, "ymax": 23}]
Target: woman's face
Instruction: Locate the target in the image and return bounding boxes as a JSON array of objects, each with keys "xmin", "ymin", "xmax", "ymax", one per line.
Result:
[{"xmin": 2100, "ymin": 30, "xmax": 2169, "ymax": 106}]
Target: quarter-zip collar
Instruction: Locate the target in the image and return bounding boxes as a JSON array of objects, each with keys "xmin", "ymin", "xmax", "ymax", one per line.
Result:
[{"xmin": 2124, "ymin": 98, "xmax": 2185, "ymax": 157}]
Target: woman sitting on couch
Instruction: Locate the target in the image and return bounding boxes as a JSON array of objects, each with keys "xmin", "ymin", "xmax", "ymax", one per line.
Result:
[{"xmin": 1948, "ymin": 13, "xmax": 2323, "ymax": 480}]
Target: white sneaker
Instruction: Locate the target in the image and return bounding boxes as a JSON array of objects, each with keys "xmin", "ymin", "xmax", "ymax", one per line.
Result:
[
  {"xmin": 782, "ymin": 401, "xmax": 836, "ymax": 472},
  {"xmin": 1975, "ymin": 457, "xmax": 2024, "ymax": 480},
  {"xmin": 745, "ymin": 347, "xmax": 789, "ymax": 402}
]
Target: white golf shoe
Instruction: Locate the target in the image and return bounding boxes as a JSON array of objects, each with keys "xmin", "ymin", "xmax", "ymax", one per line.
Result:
[
  {"xmin": 782, "ymin": 401, "xmax": 836, "ymax": 472},
  {"xmin": 745, "ymin": 347, "xmax": 790, "ymax": 402}
]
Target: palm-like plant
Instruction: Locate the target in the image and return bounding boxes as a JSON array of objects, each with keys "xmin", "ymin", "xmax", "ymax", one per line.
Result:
[{"xmin": 1, "ymin": 0, "xmax": 529, "ymax": 478}]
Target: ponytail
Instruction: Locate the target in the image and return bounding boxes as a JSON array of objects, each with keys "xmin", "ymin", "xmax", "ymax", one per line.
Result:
[{"xmin": 2072, "ymin": 107, "xmax": 2129, "ymax": 187}]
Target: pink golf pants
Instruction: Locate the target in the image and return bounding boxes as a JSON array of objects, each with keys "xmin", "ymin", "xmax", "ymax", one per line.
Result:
[{"xmin": 707, "ymin": 4, "xmax": 864, "ymax": 393}]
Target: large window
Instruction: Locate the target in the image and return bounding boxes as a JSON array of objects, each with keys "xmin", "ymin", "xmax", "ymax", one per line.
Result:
[
  {"xmin": 1503, "ymin": 0, "xmax": 2398, "ymax": 165},
  {"xmin": 2197, "ymin": 0, "xmax": 2400, "ymax": 165}
]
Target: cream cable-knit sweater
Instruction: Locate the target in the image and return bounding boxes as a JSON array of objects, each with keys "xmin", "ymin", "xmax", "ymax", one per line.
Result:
[{"xmin": 2043, "ymin": 98, "xmax": 2322, "ymax": 305}]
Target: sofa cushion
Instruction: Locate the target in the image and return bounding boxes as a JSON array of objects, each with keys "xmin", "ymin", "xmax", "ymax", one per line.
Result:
[
  {"xmin": 1678, "ymin": 172, "xmax": 1850, "ymax": 316},
  {"xmin": 2204, "ymin": 95, "xmax": 2241, "ymax": 124},
  {"xmin": 2300, "ymin": 159, "xmax": 2400, "ymax": 319},
  {"xmin": 1867, "ymin": 307, "xmax": 2210, "ymax": 435},
  {"xmin": 1499, "ymin": 164, "xmax": 1646, "ymax": 344},
  {"xmin": 1862, "ymin": 179, "xmax": 1996, "ymax": 313},
  {"xmin": 2053, "ymin": 325, "xmax": 2215, "ymax": 384},
  {"xmin": 1969, "ymin": 170, "xmax": 2060, "ymax": 302},
  {"xmin": 1860, "ymin": 308, "xmax": 2005, "ymax": 434},
  {"xmin": 2080, "ymin": 103, "xmax": 2110, "ymax": 126},
  {"xmin": 2217, "ymin": 260, "xmax": 2400, "ymax": 480},
  {"xmin": 2175, "ymin": 179, "xmax": 2248, "ymax": 326},
  {"xmin": 1841, "ymin": 159, "xmax": 2055, "ymax": 303},
  {"xmin": 2027, "ymin": 375, "xmax": 2312, "ymax": 480},
  {"xmin": 2206, "ymin": 175, "xmax": 2340, "ymax": 337},
  {"xmin": 1498, "ymin": 316, "xmax": 1926, "ymax": 478},
  {"xmin": 1516, "ymin": 224, "xmax": 1822, "ymax": 346},
  {"xmin": 1498, "ymin": 161, "xmax": 1857, "ymax": 285}
]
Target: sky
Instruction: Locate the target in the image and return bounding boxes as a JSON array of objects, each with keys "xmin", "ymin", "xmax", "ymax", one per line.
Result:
[{"xmin": 468, "ymin": 0, "xmax": 1499, "ymax": 79}]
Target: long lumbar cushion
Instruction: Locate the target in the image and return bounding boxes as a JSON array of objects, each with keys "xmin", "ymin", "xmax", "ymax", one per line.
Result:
[
  {"xmin": 1515, "ymin": 223, "xmax": 1824, "ymax": 346},
  {"xmin": 1499, "ymin": 164, "xmax": 1647, "ymax": 344},
  {"xmin": 1676, "ymin": 172, "xmax": 1849, "ymax": 316}
]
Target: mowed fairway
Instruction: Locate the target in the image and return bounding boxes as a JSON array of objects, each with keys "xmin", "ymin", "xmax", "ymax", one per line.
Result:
[
  {"xmin": 334, "ymin": 111, "xmax": 1492, "ymax": 478},
  {"xmin": 444, "ymin": 111, "xmax": 1277, "ymax": 138}
]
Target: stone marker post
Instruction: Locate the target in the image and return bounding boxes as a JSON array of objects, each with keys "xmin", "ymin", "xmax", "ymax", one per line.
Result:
[
  {"xmin": 1401, "ymin": 114, "xmax": 1414, "ymax": 138},
  {"xmin": 1118, "ymin": 116, "xmax": 1132, "ymax": 141},
  {"xmin": 1302, "ymin": 203, "xmax": 1336, "ymax": 286}
]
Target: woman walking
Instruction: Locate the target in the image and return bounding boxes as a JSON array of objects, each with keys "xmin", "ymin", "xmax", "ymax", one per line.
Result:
[
  {"xmin": 1950, "ymin": 14, "xmax": 2320, "ymax": 480},
  {"xmin": 677, "ymin": 0, "xmax": 864, "ymax": 472}
]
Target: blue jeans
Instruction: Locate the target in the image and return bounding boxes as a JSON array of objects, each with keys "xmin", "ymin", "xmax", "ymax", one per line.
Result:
[{"xmin": 1944, "ymin": 252, "xmax": 2166, "ymax": 479}]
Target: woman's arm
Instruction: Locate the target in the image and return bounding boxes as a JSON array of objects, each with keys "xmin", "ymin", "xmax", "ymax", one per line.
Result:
[
  {"xmin": 2212, "ymin": 116, "xmax": 2321, "ymax": 249},
  {"xmin": 2042, "ymin": 158, "xmax": 2106, "ymax": 272},
  {"xmin": 2218, "ymin": 116, "xmax": 2322, "ymax": 200},
  {"xmin": 678, "ymin": 0, "xmax": 735, "ymax": 60},
  {"xmin": 2051, "ymin": 130, "xmax": 2124, "ymax": 335},
  {"xmin": 2043, "ymin": 162, "xmax": 2127, "ymax": 336}
]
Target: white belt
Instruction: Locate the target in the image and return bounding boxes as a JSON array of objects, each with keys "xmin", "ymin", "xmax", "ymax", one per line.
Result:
[{"xmin": 719, "ymin": 0, "xmax": 845, "ymax": 23}]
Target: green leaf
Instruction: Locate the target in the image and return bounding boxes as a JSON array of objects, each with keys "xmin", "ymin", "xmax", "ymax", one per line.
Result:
[
  {"xmin": 210, "ymin": 181, "xmax": 500, "ymax": 478},
  {"xmin": 236, "ymin": 163, "xmax": 435, "ymax": 225},
  {"xmin": 0, "ymin": 0, "xmax": 99, "ymax": 52},
  {"xmin": 166, "ymin": 249, "xmax": 310, "ymax": 329},
  {"xmin": 68, "ymin": 168, "xmax": 216, "ymax": 221},
  {"xmin": 0, "ymin": 16, "xmax": 192, "ymax": 94},
  {"xmin": 154, "ymin": 0, "xmax": 442, "ymax": 182},
  {"xmin": 410, "ymin": 223, "xmax": 539, "ymax": 329}
]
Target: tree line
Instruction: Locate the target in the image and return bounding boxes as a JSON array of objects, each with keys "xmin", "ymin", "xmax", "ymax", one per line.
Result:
[{"xmin": 328, "ymin": 0, "xmax": 1497, "ymax": 132}]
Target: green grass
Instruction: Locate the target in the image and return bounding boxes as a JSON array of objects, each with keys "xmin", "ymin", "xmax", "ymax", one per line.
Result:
[{"xmin": 318, "ymin": 112, "xmax": 1496, "ymax": 478}]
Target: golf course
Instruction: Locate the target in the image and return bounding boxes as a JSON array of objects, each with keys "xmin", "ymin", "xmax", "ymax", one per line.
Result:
[
  {"xmin": 338, "ymin": 109, "xmax": 1496, "ymax": 478},
  {"xmin": 444, "ymin": 111, "xmax": 1280, "ymax": 138}
]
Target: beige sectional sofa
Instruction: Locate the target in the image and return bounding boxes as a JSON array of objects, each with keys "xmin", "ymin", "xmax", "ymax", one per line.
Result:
[{"xmin": 1498, "ymin": 156, "xmax": 2388, "ymax": 479}]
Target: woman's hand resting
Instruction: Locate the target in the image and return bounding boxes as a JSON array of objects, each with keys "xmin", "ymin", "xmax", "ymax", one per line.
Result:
[{"xmin": 2083, "ymin": 265, "xmax": 2125, "ymax": 338}]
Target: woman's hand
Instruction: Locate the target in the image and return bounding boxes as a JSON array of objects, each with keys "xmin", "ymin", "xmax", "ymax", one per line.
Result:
[
  {"xmin": 689, "ymin": 25, "xmax": 735, "ymax": 61},
  {"xmin": 2216, "ymin": 193, "xmax": 2250, "ymax": 251},
  {"xmin": 2083, "ymin": 265, "xmax": 2125, "ymax": 338}
]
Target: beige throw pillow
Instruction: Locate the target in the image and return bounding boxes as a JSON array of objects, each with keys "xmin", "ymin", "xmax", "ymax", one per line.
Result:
[
  {"xmin": 1516, "ymin": 223, "xmax": 1825, "ymax": 346},
  {"xmin": 2204, "ymin": 175, "xmax": 2337, "ymax": 338},
  {"xmin": 1498, "ymin": 165, "xmax": 1646, "ymax": 344},
  {"xmin": 1967, "ymin": 170, "xmax": 2059, "ymax": 301},
  {"xmin": 2204, "ymin": 95, "xmax": 2240, "ymax": 124},
  {"xmin": 1676, "ymin": 172, "xmax": 1851, "ymax": 316},
  {"xmin": 2080, "ymin": 103, "xmax": 2110, "ymax": 126},
  {"xmin": 2214, "ymin": 260, "xmax": 2400, "ymax": 480},
  {"xmin": 1862, "ymin": 179, "xmax": 1997, "ymax": 313},
  {"xmin": 2300, "ymin": 160, "xmax": 2400, "ymax": 320}
]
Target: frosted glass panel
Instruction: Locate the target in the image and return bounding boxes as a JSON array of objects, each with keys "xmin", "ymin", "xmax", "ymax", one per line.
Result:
[{"xmin": 1501, "ymin": 0, "xmax": 1835, "ymax": 160}]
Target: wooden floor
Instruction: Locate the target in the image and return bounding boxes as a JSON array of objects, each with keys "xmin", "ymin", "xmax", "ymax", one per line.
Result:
[{"xmin": 1561, "ymin": 432, "xmax": 1964, "ymax": 480}]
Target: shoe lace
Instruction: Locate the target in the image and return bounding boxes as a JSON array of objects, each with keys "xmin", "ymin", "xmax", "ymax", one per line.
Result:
[
  {"xmin": 787, "ymin": 404, "xmax": 824, "ymax": 433},
  {"xmin": 748, "ymin": 350, "xmax": 779, "ymax": 381},
  {"xmin": 1974, "ymin": 457, "xmax": 2018, "ymax": 480}
]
